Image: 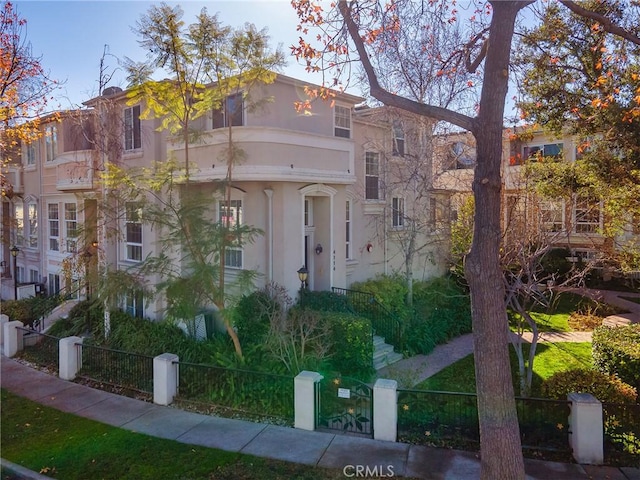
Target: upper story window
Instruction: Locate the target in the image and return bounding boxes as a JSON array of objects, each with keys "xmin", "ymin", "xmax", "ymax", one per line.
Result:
[
  {"xmin": 304, "ymin": 198, "xmax": 313, "ymax": 227},
  {"xmin": 212, "ymin": 93, "xmax": 244, "ymax": 129},
  {"xmin": 125, "ymin": 202, "xmax": 143, "ymax": 262},
  {"xmin": 392, "ymin": 197, "xmax": 405, "ymax": 229},
  {"xmin": 219, "ymin": 199, "xmax": 243, "ymax": 269},
  {"xmin": 64, "ymin": 202, "xmax": 78, "ymax": 253},
  {"xmin": 124, "ymin": 105, "xmax": 142, "ymax": 151},
  {"xmin": 392, "ymin": 122, "xmax": 405, "ymax": 157},
  {"xmin": 48, "ymin": 203, "xmax": 59, "ymax": 251},
  {"xmin": 574, "ymin": 196, "xmax": 601, "ymax": 234},
  {"xmin": 25, "ymin": 142, "xmax": 38, "ymax": 166},
  {"xmin": 365, "ymin": 151, "xmax": 380, "ymax": 200},
  {"xmin": 334, "ymin": 105, "xmax": 351, "ymax": 138},
  {"xmin": 45, "ymin": 125, "xmax": 57, "ymax": 162},
  {"xmin": 512, "ymin": 142, "xmax": 563, "ymax": 165}
]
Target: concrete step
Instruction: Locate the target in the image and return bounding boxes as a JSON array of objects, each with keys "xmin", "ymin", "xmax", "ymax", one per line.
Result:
[
  {"xmin": 372, "ymin": 336, "xmax": 403, "ymax": 370},
  {"xmin": 374, "ymin": 351, "xmax": 403, "ymax": 370}
]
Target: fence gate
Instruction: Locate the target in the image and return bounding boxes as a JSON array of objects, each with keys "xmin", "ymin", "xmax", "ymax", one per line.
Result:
[{"xmin": 315, "ymin": 374, "xmax": 373, "ymax": 437}]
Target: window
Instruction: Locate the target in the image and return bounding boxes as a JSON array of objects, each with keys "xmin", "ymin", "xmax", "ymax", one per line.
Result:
[
  {"xmin": 125, "ymin": 202, "xmax": 143, "ymax": 261},
  {"xmin": 16, "ymin": 266, "xmax": 25, "ymax": 283},
  {"xmin": 392, "ymin": 122, "xmax": 405, "ymax": 157},
  {"xmin": 346, "ymin": 200, "xmax": 352, "ymax": 259},
  {"xmin": 48, "ymin": 273, "xmax": 61, "ymax": 296},
  {"xmin": 125, "ymin": 290, "xmax": 144, "ymax": 318},
  {"xmin": 514, "ymin": 143, "xmax": 563, "ymax": 165},
  {"xmin": 124, "ymin": 105, "xmax": 141, "ymax": 151},
  {"xmin": 575, "ymin": 196, "xmax": 600, "ymax": 233},
  {"xmin": 45, "ymin": 125, "xmax": 57, "ymax": 161},
  {"xmin": 304, "ymin": 199, "xmax": 313, "ymax": 227},
  {"xmin": 48, "ymin": 203, "xmax": 59, "ymax": 251},
  {"xmin": 27, "ymin": 202, "xmax": 37, "ymax": 248},
  {"xmin": 64, "ymin": 203, "xmax": 77, "ymax": 253},
  {"xmin": 212, "ymin": 93, "xmax": 244, "ymax": 129},
  {"xmin": 25, "ymin": 142, "xmax": 37, "ymax": 166},
  {"xmin": 392, "ymin": 197, "xmax": 405, "ymax": 228},
  {"xmin": 14, "ymin": 199, "xmax": 24, "ymax": 246},
  {"xmin": 29, "ymin": 268, "xmax": 39, "ymax": 283},
  {"xmin": 66, "ymin": 276, "xmax": 79, "ymax": 299},
  {"xmin": 365, "ymin": 152, "xmax": 380, "ymax": 200},
  {"xmin": 540, "ymin": 200, "xmax": 564, "ymax": 232},
  {"xmin": 219, "ymin": 199, "xmax": 243, "ymax": 268},
  {"xmin": 334, "ymin": 105, "xmax": 351, "ymax": 138}
]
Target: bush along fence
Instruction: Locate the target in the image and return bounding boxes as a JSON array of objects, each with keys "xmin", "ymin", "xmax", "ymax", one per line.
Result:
[{"xmin": 2, "ymin": 316, "xmax": 637, "ymax": 466}]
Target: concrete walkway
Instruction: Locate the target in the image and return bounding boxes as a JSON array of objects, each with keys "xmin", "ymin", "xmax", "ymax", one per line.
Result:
[{"xmin": 2, "ymin": 357, "xmax": 639, "ymax": 480}]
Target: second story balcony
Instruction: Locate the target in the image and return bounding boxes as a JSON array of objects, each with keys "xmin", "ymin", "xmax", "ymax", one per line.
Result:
[
  {"xmin": 54, "ymin": 151, "xmax": 94, "ymax": 191},
  {"xmin": 168, "ymin": 127, "xmax": 356, "ymax": 185}
]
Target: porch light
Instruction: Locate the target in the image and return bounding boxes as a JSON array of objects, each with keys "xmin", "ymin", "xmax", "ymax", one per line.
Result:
[
  {"xmin": 315, "ymin": 243, "xmax": 323, "ymax": 255},
  {"xmin": 297, "ymin": 266, "xmax": 308, "ymax": 289}
]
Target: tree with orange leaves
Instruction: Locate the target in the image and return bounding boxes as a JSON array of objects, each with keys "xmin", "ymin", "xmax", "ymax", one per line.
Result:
[
  {"xmin": 291, "ymin": 1, "xmax": 640, "ymax": 478},
  {"xmin": 0, "ymin": 1, "xmax": 57, "ymax": 181}
]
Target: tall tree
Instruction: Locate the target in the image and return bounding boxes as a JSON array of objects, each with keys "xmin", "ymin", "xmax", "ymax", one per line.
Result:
[
  {"xmin": 0, "ymin": 0, "xmax": 57, "ymax": 193},
  {"xmin": 291, "ymin": 1, "xmax": 640, "ymax": 478},
  {"xmin": 119, "ymin": 3, "xmax": 284, "ymax": 358}
]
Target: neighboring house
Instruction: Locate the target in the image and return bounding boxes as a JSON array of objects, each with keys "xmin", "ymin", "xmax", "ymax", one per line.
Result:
[{"xmin": 0, "ymin": 74, "xmax": 451, "ymax": 318}]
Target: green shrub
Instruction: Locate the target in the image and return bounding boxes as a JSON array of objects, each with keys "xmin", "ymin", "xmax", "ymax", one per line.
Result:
[
  {"xmin": 350, "ymin": 274, "xmax": 410, "ymax": 319},
  {"xmin": 233, "ymin": 290, "xmax": 277, "ymax": 345},
  {"xmin": 593, "ymin": 325, "xmax": 640, "ymax": 391},
  {"xmin": 408, "ymin": 277, "xmax": 472, "ymax": 355},
  {"xmin": 326, "ymin": 312, "xmax": 373, "ymax": 380},
  {"xmin": 2, "ymin": 299, "xmax": 34, "ymax": 326},
  {"xmin": 540, "ymin": 247, "xmax": 572, "ymax": 281},
  {"xmin": 542, "ymin": 368, "xmax": 637, "ymax": 404},
  {"xmin": 298, "ymin": 289, "xmax": 353, "ymax": 313}
]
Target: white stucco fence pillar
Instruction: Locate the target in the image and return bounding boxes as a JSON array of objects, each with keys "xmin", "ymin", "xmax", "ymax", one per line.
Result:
[
  {"xmin": 153, "ymin": 353, "xmax": 179, "ymax": 406},
  {"xmin": 3, "ymin": 320, "xmax": 24, "ymax": 357},
  {"xmin": 568, "ymin": 392, "xmax": 604, "ymax": 465},
  {"xmin": 59, "ymin": 336, "xmax": 83, "ymax": 381},
  {"xmin": 295, "ymin": 371, "xmax": 323, "ymax": 431},
  {"xmin": 374, "ymin": 379, "xmax": 398, "ymax": 442},
  {"xmin": 0, "ymin": 313, "xmax": 9, "ymax": 345}
]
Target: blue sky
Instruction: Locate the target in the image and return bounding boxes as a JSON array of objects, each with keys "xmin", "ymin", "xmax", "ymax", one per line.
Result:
[{"xmin": 14, "ymin": 1, "xmax": 319, "ymax": 109}]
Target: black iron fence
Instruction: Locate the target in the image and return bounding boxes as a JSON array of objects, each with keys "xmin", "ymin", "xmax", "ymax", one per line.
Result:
[
  {"xmin": 332, "ymin": 287, "xmax": 404, "ymax": 349},
  {"xmin": 398, "ymin": 389, "xmax": 572, "ymax": 456},
  {"xmin": 602, "ymin": 402, "xmax": 640, "ymax": 466},
  {"xmin": 175, "ymin": 361, "xmax": 294, "ymax": 424},
  {"xmin": 16, "ymin": 327, "xmax": 60, "ymax": 373},
  {"xmin": 77, "ymin": 343, "xmax": 154, "ymax": 394}
]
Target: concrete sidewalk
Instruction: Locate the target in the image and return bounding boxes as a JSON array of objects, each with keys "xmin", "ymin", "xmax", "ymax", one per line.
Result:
[{"xmin": 2, "ymin": 357, "xmax": 639, "ymax": 480}]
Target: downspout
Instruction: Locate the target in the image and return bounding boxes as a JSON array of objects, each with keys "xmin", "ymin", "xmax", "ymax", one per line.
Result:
[{"xmin": 263, "ymin": 188, "xmax": 273, "ymax": 282}]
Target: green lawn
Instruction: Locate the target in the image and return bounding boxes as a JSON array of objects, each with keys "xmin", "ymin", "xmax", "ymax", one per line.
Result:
[
  {"xmin": 620, "ymin": 296, "xmax": 640, "ymax": 305},
  {"xmin": 415, "ymin": 342, "xmax": 593, "ymax": 396},
  {"xmin": 0, "ymin": 389, "xmax": 350, "ymax": 480}
]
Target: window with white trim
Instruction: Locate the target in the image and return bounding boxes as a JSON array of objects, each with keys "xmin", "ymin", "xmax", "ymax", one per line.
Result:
[
  {"xmin": 48, "ymin": 273, "xmax": 61, "ymax": 295},
  {"xmin": 392, "ymin": 121, "xmax": 405, "ymax": 157},
  {"xmin": 346, "ymin": 200, "xmax": 352, "ymax": 259},
  {"xmin": 304, "ymin": 198, "xmax": 313, "ymax": 227},
  {"xmin": 16, "ymin": 266, "xmax": 25, "ymax": 283},
  {"xmin": 574, "ymin": 196, "xmax": 600, "ymax": 233},
  {"xmin": 334, "ymin": 105, "xmax": 351, "ymax": 138},
  {"xmin": 29, "ymin": 268, "xmax": 39, "ymax": 283},
  {"xmin": 540, "ymin": 200, "xmax": 564, "ymax": 232},
  {"xmin": 48, "ymin": 203, "xmax": 59, "ymax": 251},
  {"xmin": 27, "ymin": 202, "xmax": 37, "ymax": 248},
  {"xmin": 65, "ymin": 202, "xmax": 77, "ymax": 253},
  {"xmin": 25, "ymin": 142, "xmax": 38, "ymax": 166},
  {"xmin": 392, "ymin": 197, "xmax": 405, "ymax": 228},
  {"xmin": 512, "ymin": 143, "xmax": 563, "ymax": 165},
  {"xmin": 212, "ymin": 93, "xmax": 244, "ymax": 129},
  {"xmin": 45, "ymin": 125, "xmax": 57, "ymax": 161},
  {"xmin": 125, "ymin": 290, "xmax": 144, "ymax": 318},
  {"xmin": 125, "ymin": 202, "xmax": 143, "ymax": 262},
  {"xmin": 219, "ymin": 199, "xmax": 243, "ymax": 269},
  {"xmin": 14, "ymin": 199, "xmax": 24, "ymax": 246},
  {"xmin": 365, "ymin": 152, "xmax": 380, "ymax": 200},
  {"xmin": 124, "ymin": 105, "xmax": 142, "ymax": 151}
]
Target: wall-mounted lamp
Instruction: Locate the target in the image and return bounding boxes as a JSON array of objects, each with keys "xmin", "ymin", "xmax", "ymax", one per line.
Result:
[
  {"xmin": 366, "ymin": 243, "xmax": 373, "ymax": 253},
  {"xmin": 315, "ymin": 243, "xmax": 323, "ymax": 255},
  {"xmin": 91, "ymin": 240, "xmax": 99, "ymax": 248}
]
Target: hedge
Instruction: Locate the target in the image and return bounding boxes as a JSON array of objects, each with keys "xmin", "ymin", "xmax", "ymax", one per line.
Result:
[
  {"xmin": 542, "ymin": 368, "xmax": 637, "ymax": 404},
  {"xmin": 592, "ymin": 325, "xmax": 640, "ymax": 391}
]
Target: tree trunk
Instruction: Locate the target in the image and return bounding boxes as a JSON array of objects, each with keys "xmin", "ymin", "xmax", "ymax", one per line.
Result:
[{"xmin": 465, "ymin": 2, "xmax": 526, "ymax": 479}]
